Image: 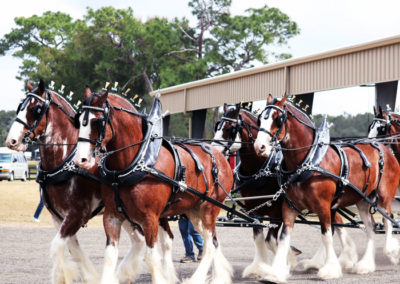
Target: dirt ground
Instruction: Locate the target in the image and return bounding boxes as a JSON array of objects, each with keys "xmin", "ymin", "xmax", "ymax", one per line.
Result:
[{"xmin": 1, "ymin": 181, "xmax": 400, "ymax": 283}]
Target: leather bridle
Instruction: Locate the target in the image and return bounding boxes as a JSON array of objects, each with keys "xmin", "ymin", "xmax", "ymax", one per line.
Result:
[{"xmin": 14, "ymin": 90, "xmax": 51, "ymax": 144}]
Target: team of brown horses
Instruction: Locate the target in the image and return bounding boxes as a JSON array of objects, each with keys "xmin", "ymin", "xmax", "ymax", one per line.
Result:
[{"xmin": 6, "ymin": 82, "xmax": 400, "ymax": 283}]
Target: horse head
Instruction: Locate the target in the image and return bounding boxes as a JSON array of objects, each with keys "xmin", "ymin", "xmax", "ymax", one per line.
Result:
[
  {"xmin": 212, "ymin": 103, "xmax": 243, "ymax": 154},
  {"xmin": 6, "ymin": 79, "xmax": 50, "ymax": 151},
  {"xmin": 368, "ymin": 106, "xmax": 391, "ymax": 138},
  {"xmin": 73, "ymin": 87, "xmax": 112, "ymax": 169},
  {"xmin": 254, "ymin": 94, "xmax": 287, "ymax": 157}
]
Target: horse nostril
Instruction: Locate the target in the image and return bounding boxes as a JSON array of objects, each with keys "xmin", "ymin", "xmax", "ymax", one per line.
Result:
[
  {"xmin": 10, "ymin": 139, "xmax": 17, "ymax": 146},
  {"xmin": 81, "ymin": 158, "xmax": 88, "ymax": 164},
  {"xmin": 260, "ymin": 144, "xmax": 266, "ymax": 151}
]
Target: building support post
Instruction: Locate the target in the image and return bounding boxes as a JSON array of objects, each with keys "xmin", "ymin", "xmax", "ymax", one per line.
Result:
[
  {"xmin": 190, "ymin": 109, "xmax": 207, "ymax": 138},
  {"xmin": 163, "ymin": 114, "xmax": 170, "ymax": 136},
  {"xmin": 375, "ymin": 81, "xmax": 398, "ymax": 111}
]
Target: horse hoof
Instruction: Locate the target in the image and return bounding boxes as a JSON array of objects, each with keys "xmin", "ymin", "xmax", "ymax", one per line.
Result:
[
  {"xmin": 259, "ymin": 273, "xmax": 288, "ymax": 283},
  {"xmin": 318, "ymin": 264, "xmax": 342, "ymax": 280},
  {"xmin": 258, "ymin": 265, "xmax": 288, "ymax": 283},
  {"xmin": 242, "ymin": 263, "xmax": 269, "ymax": 279},
  {"xmin": 352, "ymin": 261, "xmax": 375, "ymax": 274},
  {"xmin": 297, "ymin": 259, "xmax": 322, "ymax": 271}
]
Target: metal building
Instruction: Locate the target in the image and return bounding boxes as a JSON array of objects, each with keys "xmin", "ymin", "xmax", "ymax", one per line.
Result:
[{"xmin": 151, "ymin": 35, "xmax": 400, "ymax": 138}]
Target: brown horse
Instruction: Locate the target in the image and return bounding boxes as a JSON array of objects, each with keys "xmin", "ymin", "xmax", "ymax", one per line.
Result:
[
  {"xmin": 5, "ymin": 81, "xmax": 167, "ymax": 284},
  {"xmin": 5, "ymin": 81, "xmax": 102, "ymax": 283},
  {"xmin": 212, "ymin": 104, "xmax": 357, "ymax": 277},
  {"xmin": 369, "ymin": 107, "xmax": 400, "ymax": 162},
  {"xmin": 253, "ymin": 94, "xmax": 400, "ymax": 282},
  {"xmin": 73, "ymin": 89, "xmax": 234, "ymax": 284}
]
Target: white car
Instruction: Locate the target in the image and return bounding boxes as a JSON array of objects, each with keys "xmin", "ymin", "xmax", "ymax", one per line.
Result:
[{"xmin": 0, "ymin": 147, "xmax": 29, "ymax": 181}]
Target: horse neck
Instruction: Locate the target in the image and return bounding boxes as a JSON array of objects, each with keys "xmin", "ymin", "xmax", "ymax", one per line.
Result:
[
  {"xmin": 39, "ymin": 105, "xmax": 77, "ymax": 170},
  {"xmin": 238, "ymin": 112, "xmax": 266, "ymax": 175},
  {"xmin": 280, "ymin": 113, "xmax": 315, "ymax": 171},
  {"xmin": 106, "ymin": 111, "xmax": 143, "ymax": 170}
]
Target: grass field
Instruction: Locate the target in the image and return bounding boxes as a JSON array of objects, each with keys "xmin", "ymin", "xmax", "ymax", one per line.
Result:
[{"xmin": 0, "ymin": 180, "xmax": 103, "ymax": 227}]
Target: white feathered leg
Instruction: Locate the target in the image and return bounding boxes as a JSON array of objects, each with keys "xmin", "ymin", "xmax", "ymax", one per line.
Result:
[
  {"xmin": 51, "ymin": 232, "xmax": 79, "ymax": 284},
  {"xmin": 242, "ymin": 228, "xmax": 270, "ymax": 278},
  {"xmin": 158, "ymin": 224, "xmax": 178, "ymax": 283},
  {"xmin": 353, "ymin": 202, "xmax": 376, "ymax": 274},
  {"xmin": 67, "ymin": 235, "xmax": 99, "ymax": 283},
  {"xmin": 336, "ymin": 227, "xmax": 358, "ymax": 270},
  {"xmin": 317, "ymin": 227, "xmax": 342, "ymax": 279},
  {"xmin": 383, "ymin": 212, "xmax": 400, "ymax": 264},
  {"xmin": 117, "ymin": 222, "xmax": 146, "ymax": 283}
]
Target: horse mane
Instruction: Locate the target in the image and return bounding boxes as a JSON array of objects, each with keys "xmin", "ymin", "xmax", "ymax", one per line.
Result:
[
  {"xmin": 285, "ymin": 102, "xmax": 315, "ymax": 129},
  {"xmin": 108, "ymin": 93, "xmax": 137, "ymax": 111},
  {"xmin": 50, "ymin": 90, "xmax": 76, "ymax": 115},
  {"xmin": 240, "ymin": 109, "xmax": 258, "ymax": 125}
]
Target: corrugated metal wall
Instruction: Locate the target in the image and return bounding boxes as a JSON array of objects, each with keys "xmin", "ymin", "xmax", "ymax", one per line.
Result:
[
  {"xmin": 289, "ymin": 43, "xmax": 400, "ymax": 94},
  {"xmin": 154, "ymin": 36, "xmax": 400, "ymax": 114},
  {"xmin": 185, "ymin": 68, "xmax": 286, "ymax": 111}
]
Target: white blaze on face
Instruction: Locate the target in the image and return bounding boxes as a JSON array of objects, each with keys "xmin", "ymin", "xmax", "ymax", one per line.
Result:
[
  {"xmin": 6, "ymin": 107, "xmax": 28, "ymax": 151},
  {"xmin": 212, "ymin": 121, "xmax": 228, "ymax": 152},
  {"xmin": 254, "ymin": 108, "xmax": 275, "ymax": 157},
  {"xmin": 368, "ymin": 121, "xmax": 380, "ymax": 138},
  {"xmin": 212, "ymin": 121, "xmax": 243, "ymax": 153},
  {"xmin": 74, "ymin": 112, "xmax": 96, "ymax": 168},
  {"xmin": 229, "ymin": 131, "xmax": 242, "ymax": 152}
]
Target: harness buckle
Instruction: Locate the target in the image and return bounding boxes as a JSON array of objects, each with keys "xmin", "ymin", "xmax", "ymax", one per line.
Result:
[{"xmin": 178, "ymin": 181, "xmax": 187, "ymax": 192}]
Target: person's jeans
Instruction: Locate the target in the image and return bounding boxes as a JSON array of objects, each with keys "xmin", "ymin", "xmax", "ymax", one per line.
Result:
[
  {"xmin": 178, "ymin": 217, "xmax": 204, "ymax": 259},
  {"xmin": 33, "ymin": 193, "xmax": 44, "ymax": 220}
]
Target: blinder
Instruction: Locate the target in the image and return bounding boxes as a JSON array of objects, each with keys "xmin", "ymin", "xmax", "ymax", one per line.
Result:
[
  {"xmin": 259, "ymin": 104, "xmax": 287, "ymax": 143},
  {"xmin": 14, "ymin": 91, "xmax": 51, "ymax": 143}
]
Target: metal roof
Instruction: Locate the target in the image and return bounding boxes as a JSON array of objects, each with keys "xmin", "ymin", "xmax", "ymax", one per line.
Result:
[{"xmin": 151, "ymin": 35, "xmax": 400, "ymax": 114}]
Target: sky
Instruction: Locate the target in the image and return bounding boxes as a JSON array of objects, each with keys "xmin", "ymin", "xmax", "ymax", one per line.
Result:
[{"xmin": 0, "ymin": 0, "xmax": 400, "ymax": 115}]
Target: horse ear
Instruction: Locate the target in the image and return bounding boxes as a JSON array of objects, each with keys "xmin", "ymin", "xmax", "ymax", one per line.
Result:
[
  {"xmin": 84, "ymin": 86, "xmax": 91, "ymax": 100},
  {"xmin": 379, "ymin": 106, "xmax": 383, "ymax": 115},
  {"xmin": 266, "ymin": 94, "xmax": 273, "ymax": 105},
  {"xmin": 27, "ymin": 82, "xmax": 33, "ymax": 92},
  {"xmin": 223, "ymin": 103, "xmax": 228, "ymax": 112},
  {"xmin": 38, "ymin": 79, "xmax": 45, "ymax": 95},
  {"xmin": 373, "ymin": 107, "xmax": 378, "ymax": 116},
  {"xmin": 97, "ymin": 89, "xmax": 109, "ymax": 106},
  {"xmin": 281, "ymin": 93, "xmax": 287, "ymax": 104}
]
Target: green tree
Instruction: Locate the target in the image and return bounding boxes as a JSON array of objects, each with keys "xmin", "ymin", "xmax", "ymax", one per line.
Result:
[
  {"xmin": 0, "ymin": 111, "xmax": 16, "ymax": 146},
  {"xmin": 169, "ymin": 1, "xmax": 299, "ymax": 137}
]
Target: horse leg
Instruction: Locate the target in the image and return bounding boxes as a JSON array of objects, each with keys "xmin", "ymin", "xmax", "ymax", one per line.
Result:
[
  {"xmin": 143, "ymin": 215, "xmax": 169, "ymax": 284},
  {"xmin": 334, "ymin": 213, "xmax": 358, "ymax": 270},
  {"xmin": 381, "ymin": 205, "xmax": 400, "ymax": 264},
  {"xmin": 117, "ymin": 221, "xmax": 146, "ymax": 284},
  {"xmin": 353, "ymin": 201, "xmax": 376, "ymax": 274},
  {"xmin": 67, "ymin": 234, "xmax": 99, "ymax": 283},
  {"xmin": 298, "ymin": 242, "xmax": 326, "ymax": 271},
  {"xmin": 260, "ymin": 204, "xmax": 297, "ymax": 283},
  {"xmin": 242, "ymin": 226, "xmax": 269, "ymax": 278},
  {"xmin": 100, "ymin": 213, "xmax": 122, "ymax": 284},
  {"xmin": 158, "ymin": 218, "xmax": 178, "ymax": 283},
  {"xmin": 184, "ymin": 209, "xmax": 233, "ymax": 284},
  {"xmin": 50, "ymin": 218, "xmax": 79, "ymax": 284},
  {"xmin": 316, "ymin": 209, "xmax": 342, "ymax": 280}
]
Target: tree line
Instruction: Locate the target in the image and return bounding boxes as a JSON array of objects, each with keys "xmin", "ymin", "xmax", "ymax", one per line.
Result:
[{"xmin": 0, "ymin": 1, "xmax": 299, "ymax": 139}]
